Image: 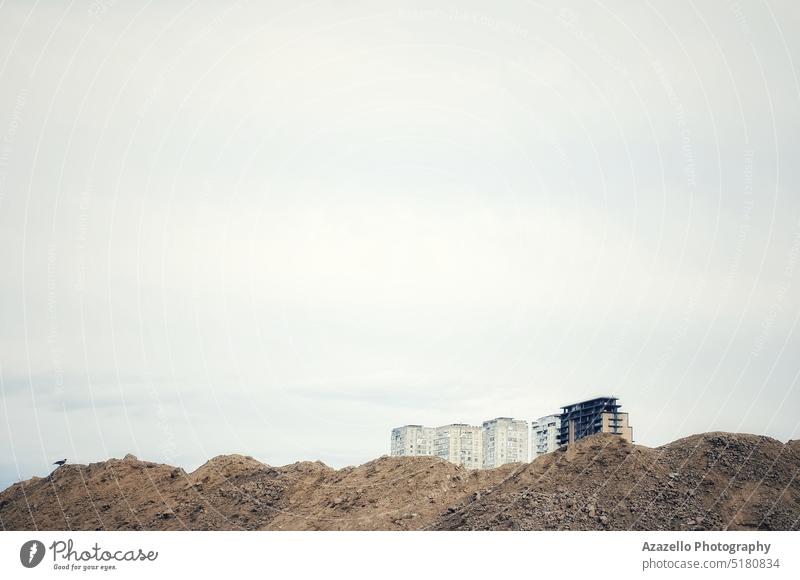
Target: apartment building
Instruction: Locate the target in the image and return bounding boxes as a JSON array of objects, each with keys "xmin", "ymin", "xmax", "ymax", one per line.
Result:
[
  {"xmin": 390, "ymin": 425, "xmax": 435, "ymax": 457},
  {"xmin": 531, "ymin": 414, "xmax": 561, "ymax": 458},
  {"xmin": 482, "ymin": 417, "xmax": 529, "ymax": 468},
  {"xmin": 434, "ymin": 424, "xmax": 483, "ymax": 469},
  {"xmin": 557, "ymin": 396, "xmax": 633, "ymax": 446},
  {"xmin": 391, "ymin": 398, "xmax": 634, "ymax": 464}
]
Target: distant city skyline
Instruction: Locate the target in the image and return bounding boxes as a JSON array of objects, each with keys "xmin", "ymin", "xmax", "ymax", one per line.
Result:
[
  {"xmin": 2, "ymin": 1, "xmax": 800, "ymax": 491},
  {"xmin": 390, "ymin": 395, "xmax": 632, "ymax": 468}
]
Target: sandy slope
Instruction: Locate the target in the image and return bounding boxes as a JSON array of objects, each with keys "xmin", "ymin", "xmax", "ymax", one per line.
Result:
[{"xmin": 1, "ymin": 432, "xmax": 798, "ymax": 531}]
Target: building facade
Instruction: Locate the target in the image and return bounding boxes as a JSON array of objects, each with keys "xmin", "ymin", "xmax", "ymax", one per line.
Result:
[
  {"xmin": 390, "ymin": 425, "xmax": 435, "ymax": 457},
  {"xmin": 557, "ymin": 396, "xmax": 633, "ymax": 446},
  {"xmin": 531, "ymin": 414, "xmax": 561, "ymax": 458},
  {"xmin": 433, "ymin": 424, "xmax": 483, "ymax": 469},
  {"xmin": 482, "ymin": 417, "xmax": 529, "ymax": 468}
]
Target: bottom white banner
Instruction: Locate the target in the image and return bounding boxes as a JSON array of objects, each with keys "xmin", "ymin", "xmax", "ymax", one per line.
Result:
[{"xmin": 1, "ymin": 531, "xmax": 797, "ymax": 579}]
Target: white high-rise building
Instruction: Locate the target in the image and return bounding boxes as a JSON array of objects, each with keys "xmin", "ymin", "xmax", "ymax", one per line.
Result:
[
  {"xmin": 390, "ymin": 425, "xmax": 434, "ymax": 457},
  {"xmin": 531, "ymin": 414, "xmax": 561, "ymax": 458},
  {"xmin": 433, "ymin": 424, "xmax": 483, "ymax": 469},
  {"xmin": 482, "ymin": 417, "xmax": 529, "ymax": 468}
]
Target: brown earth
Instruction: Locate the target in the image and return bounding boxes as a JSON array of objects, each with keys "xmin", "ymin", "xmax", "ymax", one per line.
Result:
[{"xmin": 1, "ymin": 432, "xmax": 798, "ymax": 531}]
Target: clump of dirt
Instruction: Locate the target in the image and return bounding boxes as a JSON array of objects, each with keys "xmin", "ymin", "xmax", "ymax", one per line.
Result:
[{"xmin": 1, "ymin": 432, "xmax": 798, "ymax": 531}]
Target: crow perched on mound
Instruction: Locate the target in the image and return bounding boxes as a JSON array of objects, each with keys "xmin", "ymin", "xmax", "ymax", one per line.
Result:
[{"xmin": 52, "ymin": 459, "xmax": 67, "ymax": 467}]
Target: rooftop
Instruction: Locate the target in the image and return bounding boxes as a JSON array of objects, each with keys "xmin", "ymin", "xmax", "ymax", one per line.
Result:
[{"xmin": 560, "ymin": 395, "xmax": 619, "ymax": 410}]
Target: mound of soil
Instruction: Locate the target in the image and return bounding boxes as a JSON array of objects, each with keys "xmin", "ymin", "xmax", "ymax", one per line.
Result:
[
  {"xmin": 1, "ymin": 432, "xmax": 797, "ymax": 531},
  {"xmin": 433, "ymin": 432, "xmax": 800, "ymax": 531}
]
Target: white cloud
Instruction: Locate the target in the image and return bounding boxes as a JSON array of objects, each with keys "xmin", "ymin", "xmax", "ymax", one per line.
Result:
[{"xmin": 1, "ymin": 0, "xmax": 800, "ymax": 488}]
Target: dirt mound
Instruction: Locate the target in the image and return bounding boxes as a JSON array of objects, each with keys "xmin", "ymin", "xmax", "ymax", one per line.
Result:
[
  {"xmin": 433, "ymin": 432, "xmax": 800, "ymax": 530},
  {"xmin": 1, "ymin": 432, "xmax": 798, "ymax": 531},
  {"xmin": 268, "ymin": 455, "xmax": 519, "ymax": 530}
]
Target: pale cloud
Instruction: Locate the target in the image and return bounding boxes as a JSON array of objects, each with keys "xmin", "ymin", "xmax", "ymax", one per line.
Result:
[{"xmin": 1, "ymin": 0, "xmax": 799, "ymax": 490}]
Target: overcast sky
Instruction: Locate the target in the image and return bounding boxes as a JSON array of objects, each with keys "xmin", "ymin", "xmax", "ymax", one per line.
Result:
[{"xmin": 1, "ymin": 0, "xmax": 799, "ymax": 489}]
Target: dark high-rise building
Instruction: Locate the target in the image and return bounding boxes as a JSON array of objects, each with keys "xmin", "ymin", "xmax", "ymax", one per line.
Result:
[{"xmin": 557, "ymin": 396, "xmax": 633, "ymax": 446}]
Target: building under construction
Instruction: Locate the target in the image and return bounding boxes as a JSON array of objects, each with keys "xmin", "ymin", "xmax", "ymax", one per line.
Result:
[{"xmin": 557, "ymin": 396, "xmax": 633, "ymax": 446}]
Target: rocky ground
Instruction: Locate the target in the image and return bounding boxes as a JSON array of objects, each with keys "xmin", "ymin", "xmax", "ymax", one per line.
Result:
[{"xmin": 1, "ymin": 432, "xmax": 798, "ymax": 531}]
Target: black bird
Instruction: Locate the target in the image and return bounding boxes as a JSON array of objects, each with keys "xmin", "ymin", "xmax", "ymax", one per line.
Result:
[{"xmin": 53, "ymin": 459, "xmax": 67, "ymax": 467}]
